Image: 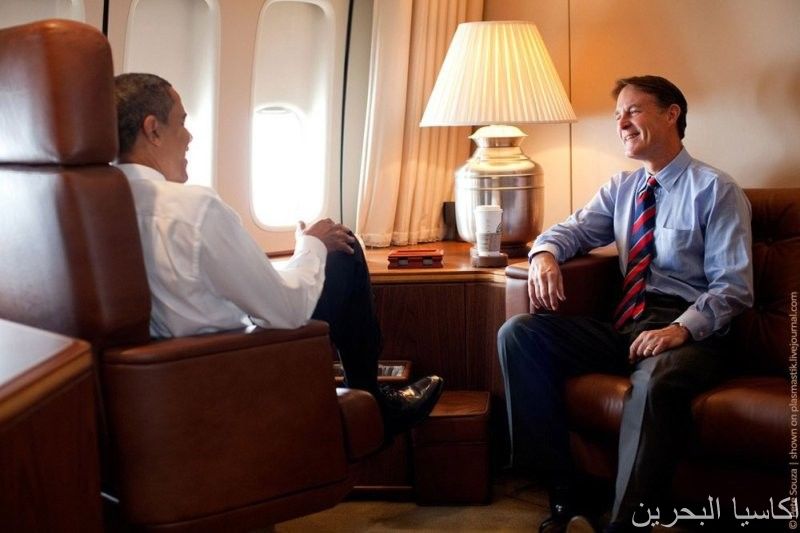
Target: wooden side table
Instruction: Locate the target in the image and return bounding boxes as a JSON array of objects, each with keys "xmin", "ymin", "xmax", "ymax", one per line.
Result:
[
  {"xmin": 0, "ymin": 319, "xmax": 101, "ymax": 532},
  {"xmin": 364, "ymin": 242, "xmax": 514, "ymax": 488},
  {"xmin": 365, "ymin": 241, "xmax": 508, "ymax": 396}
]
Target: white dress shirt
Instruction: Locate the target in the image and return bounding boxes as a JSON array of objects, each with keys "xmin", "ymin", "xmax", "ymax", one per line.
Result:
[{"xmin": 117, "ymin": 163, "xmax": 328, "ymax": 337}]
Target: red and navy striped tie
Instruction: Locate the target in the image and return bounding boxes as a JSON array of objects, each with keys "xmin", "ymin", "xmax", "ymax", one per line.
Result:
[{"xmin": 613, "ymin": 175, "xmax": 659, "ymax": 330}]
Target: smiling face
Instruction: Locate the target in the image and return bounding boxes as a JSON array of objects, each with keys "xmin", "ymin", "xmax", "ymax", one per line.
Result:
[
  {"xmin": 614, "ymin": 85, "xmax": 682, "ymax": 172},
  {"xmin": 157, "ymin": 87, "xmax": 193, "ymax": 183}
]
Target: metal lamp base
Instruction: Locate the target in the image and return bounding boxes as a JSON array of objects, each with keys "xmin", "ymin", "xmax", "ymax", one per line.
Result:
[{"xmin": 454, "ymin": 125, "xmax": 543, "ymax": 258}]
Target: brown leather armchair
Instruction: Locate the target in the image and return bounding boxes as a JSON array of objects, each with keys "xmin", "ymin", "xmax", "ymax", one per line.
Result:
[
  {"xmin": 0, "ymin": 19, "xmax": 382, "ymax": 531},
  {"xmin": 505, "ymin": 188, "xmax": 798, "ymax": 507}
]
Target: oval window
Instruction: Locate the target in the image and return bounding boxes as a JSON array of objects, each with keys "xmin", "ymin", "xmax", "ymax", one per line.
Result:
[
  {"xmin": 251, "ymin": 105, "xmax": 323, "ymax": 228},
  {"xmin": 251, "ymin": 0, "xmax": 341, "ymax": 231}
]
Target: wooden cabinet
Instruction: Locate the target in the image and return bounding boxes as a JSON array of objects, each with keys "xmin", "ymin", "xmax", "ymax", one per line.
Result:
[
  {"xmin": 373, "ymin": 282, "xmax": 467, "ymax": 384},
  {"xmin": 366, "ymin": 242, "xmax": 515, "ymax": 472},
  {"xmin": 366, "ymin": 242, "xmax": 509, "ymax": 402},
  {"xmin": 372, "ymin": 281, "xmax": 507, "ymax": 395}
]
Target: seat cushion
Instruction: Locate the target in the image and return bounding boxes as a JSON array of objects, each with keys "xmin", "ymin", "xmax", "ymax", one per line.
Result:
[
  {"xmin": 690, "ymin": 376, "xmax": 789, "ymax": 465},
  {"xmin": 566, "ymin": 374, "xmax": 788, "ymax": 467},
  {"xmin": 566, "ymin": 374, "xmax": 628, "ymax": 434}
]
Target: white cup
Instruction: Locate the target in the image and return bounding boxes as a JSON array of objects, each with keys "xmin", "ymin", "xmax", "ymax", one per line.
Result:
[{"xmin": 474, "ymin": 205, "xmax": 503, "ymax": 256}]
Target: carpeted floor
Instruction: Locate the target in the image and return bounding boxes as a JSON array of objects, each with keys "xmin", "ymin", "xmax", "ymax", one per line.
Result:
[
  {"xmin": 275, "ymin": 473, "xmax": 549, "ymax": 532},
  {"xmin": 274, "ymin": 474, "xmax": 710, "ymax": 533}
]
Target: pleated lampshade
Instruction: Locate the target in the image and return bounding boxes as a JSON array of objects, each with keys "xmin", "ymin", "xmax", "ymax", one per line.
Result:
[{"xmin": 420, "ymin": 21, "xmax": 576, "ymax": 127}]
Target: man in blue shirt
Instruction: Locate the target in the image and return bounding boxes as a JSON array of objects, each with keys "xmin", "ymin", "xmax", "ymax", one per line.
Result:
[{"xmin": 498, "ymin": 76, "xmax": 753, "ymax": 533}]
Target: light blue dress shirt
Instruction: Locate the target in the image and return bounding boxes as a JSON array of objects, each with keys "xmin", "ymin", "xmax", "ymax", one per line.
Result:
[{"xmin": 530, "ymin": 148, "xmax": 754, "ymax": 340}]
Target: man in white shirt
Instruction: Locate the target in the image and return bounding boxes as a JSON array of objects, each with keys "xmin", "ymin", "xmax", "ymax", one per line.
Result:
[{"xmin": 114, "ymin": 73, "xmax": 443, "ymax": 435}]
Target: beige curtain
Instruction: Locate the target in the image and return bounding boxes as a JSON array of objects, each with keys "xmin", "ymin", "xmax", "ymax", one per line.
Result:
[{"xmin": 356, "ymin": 0, "xmax": 483, "ymax": 247}]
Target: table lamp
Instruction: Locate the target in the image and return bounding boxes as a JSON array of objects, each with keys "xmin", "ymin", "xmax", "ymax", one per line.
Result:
[{"xmin": 420, "ymin": 21, "xmax": 576, "ymax": 258}]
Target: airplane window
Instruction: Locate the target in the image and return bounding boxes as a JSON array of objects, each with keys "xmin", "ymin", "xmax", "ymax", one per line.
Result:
[
  {"xmin": 124, "ymin": 0, "xmax": 219, "ymax": 188},
  {"xmin": 0, "ymin": 0, "xmax": 85, "ymax": 28},
  {"xmin": 251, "ymin": 0, "xmax": 344, "ymax": 230},
  {"xmin": 251, "ymin": 106, "xmax": 323, "ymax": 228}
]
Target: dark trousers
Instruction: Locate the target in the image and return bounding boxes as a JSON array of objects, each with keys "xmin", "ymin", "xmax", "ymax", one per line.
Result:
[
  {"xmin": 497, "ymin": 293, "xmax": 727, "ymax": 524},
  {"xmin": 311, "ymin": 239, "xmax": 382, "ymax": 395}
]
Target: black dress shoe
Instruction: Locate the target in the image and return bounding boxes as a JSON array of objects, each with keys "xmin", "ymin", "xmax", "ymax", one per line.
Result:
[
  {"xmin": 539, "ymin": 485, "xmax": 575, "ymax": 533},
  {"xmin": 539, "ymin": 515, "xmax": 568, "ymax": 533},
  {"xmin": 379, "ymin": 375, "xmax": 444, "ymax": 434}
]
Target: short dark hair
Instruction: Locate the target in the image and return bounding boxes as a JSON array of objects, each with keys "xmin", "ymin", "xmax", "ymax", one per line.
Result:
[
  {"xmin": 612, "ymin": 75, "xmax": 687, "ymax": 139},
  {"xmin": 114, "ymin": 73, "xmax": 174, "ymax": 155}
]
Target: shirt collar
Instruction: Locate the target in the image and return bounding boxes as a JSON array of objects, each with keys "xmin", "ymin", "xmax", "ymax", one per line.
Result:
[
  {"xmin": 115, "ymin": 163, "xmax": 167, "ymax": 183},
  {"xmin": 649, "ymin": 147, "xmax": 691, "ymax": 193}
]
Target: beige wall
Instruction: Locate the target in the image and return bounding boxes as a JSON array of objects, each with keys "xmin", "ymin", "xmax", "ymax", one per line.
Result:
[{"xmin": 485, "ymin": 0, "xmax": 800, "ymax": 228}]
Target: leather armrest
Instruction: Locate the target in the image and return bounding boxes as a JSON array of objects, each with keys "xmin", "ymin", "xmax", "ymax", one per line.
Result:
[
  {"xmin": 336, "ymin": 388, "xmax": 383, "ymax": 461},
  {"xmin": 100, "ymin": 320, "xmax": 353, "ymax": 525},
  {"xmin": 505, "ymin": 251, "xmax": 622, "ymax": 319},
  {"xmin": 505, "ymin": 260, "xmax": 532, "ymax": 319},
  {"xmin": 103, "ymin": 320, "xmax": 330, "ymax": 364}
]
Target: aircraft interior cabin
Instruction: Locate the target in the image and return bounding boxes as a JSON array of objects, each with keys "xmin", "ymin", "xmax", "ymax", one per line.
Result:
[{"xmin": 1, "ymin": 1, "xmax": 799, "ymax": 532}]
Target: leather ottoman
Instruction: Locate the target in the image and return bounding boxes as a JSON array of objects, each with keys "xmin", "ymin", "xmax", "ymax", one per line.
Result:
[{"xmin": 412, "ymin": 390, "xmax": 491, "ymax": 504}]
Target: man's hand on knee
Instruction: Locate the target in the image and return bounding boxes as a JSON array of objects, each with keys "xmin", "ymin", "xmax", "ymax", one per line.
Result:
[
  {"xmin": 629, "ymin": 324, "xmax": 691, "ymax": 363},
  {"xmin": 298, "ymin": 219, "xmax": 355, "ymax": 254},
  {"xmin": 528, "ymin": 252, "xmax": 565, "ymax": 311}
]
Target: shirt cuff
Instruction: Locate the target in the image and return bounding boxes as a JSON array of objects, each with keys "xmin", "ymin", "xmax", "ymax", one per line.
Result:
[
  {"xmin": 296, "ymin": 234, "xmax": 328, "ymax": 263},
  {"xmin": 528, "ymin": 243, "xmax": 562, "ymax": 263},
  {"xmin": 673, "ymin": 307, "xmax": 713, "ymax": 341}
]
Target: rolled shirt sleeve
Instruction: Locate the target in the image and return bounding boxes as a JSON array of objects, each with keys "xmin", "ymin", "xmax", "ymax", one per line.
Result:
[{"xmin": 199, "ymin": 199, "xmax": 327, "ymax": 330}]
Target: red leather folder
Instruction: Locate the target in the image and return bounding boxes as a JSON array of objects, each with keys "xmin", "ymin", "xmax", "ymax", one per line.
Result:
[{"xmin": 387, "ymin": 248, "xmax": 444, "ymax": 269}]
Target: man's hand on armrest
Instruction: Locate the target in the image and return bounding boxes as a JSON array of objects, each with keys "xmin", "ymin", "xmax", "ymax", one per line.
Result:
[{"xmin": 528, "ymin": 252, "xmax": 565, "ymax": 311}]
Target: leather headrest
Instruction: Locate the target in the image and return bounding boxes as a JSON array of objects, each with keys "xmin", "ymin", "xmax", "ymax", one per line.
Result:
[{"xmin": 0, "ymin": 19, "xmax": 117, "ymax": 165}]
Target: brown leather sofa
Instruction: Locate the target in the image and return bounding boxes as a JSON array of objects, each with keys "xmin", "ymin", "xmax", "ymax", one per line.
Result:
[
  {"xmin": 0, "ymin": 19, "xmax": 382, "ymax": 531},
  {"xmin": 505, "ymin": 188, "xmax": 798, "ymax": 507}
]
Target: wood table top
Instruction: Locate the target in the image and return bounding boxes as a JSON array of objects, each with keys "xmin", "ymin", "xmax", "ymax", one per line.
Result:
[{"xmin": 364, "ymin": 241, "xmax": 526, "ymax": 284}]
